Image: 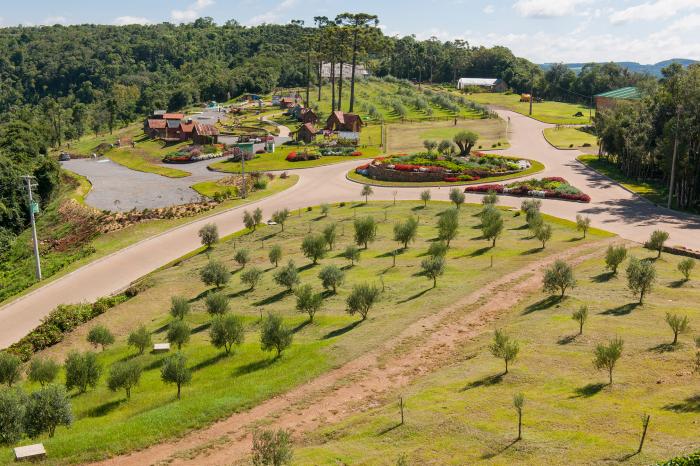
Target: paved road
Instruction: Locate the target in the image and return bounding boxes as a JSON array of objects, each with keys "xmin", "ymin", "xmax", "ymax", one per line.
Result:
[{"xmin": 1, "ymin": 109, "xmax": 699, "ymax": 348}]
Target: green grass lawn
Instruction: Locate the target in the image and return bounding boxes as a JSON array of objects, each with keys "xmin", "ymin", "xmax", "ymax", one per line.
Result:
[
  {"xmin": 294, "ymin": 245, "xmax": 700, "ymax": 465},
  {"xmin": 544, "ymin": 127, "xmax": 598, "ymax": 152},
  {"xmin": 190, "ymin": 174, "xmax": 298, "ymax": 198},
  {"xmin": 347, "ymin": 159, "xmax": 545, "ymax": 188},
  {"xmin": 107, "ymin": 137, "xmax": 192, "ymax": 178},
  {"xmin": 458, "ymin": 92, "xmax": 594, "ymax": 125},
  {"xmin": 3, "ymin": 201, "xmax": 611, "ymax": 464},
  {"xmin": 387, "ymin": 119, "xmax": 508, "ymax": 154},
  {"xmin": 577, "ymin": 154, "xmax": 667, "ymax": 205}
]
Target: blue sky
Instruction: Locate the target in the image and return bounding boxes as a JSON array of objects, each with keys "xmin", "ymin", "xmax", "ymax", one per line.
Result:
[{"xmin": 1, "ymin": 0, "xmax": 699, "ymax": 63}]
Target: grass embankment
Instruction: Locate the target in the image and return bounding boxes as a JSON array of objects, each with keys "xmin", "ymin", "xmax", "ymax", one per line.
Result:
[
  {"xmin": 577, "ymin": 154, "xmax": 666, "ymax": 205},
  {"xmin": 387, "ymin": 119, "xmax": 508, "ymax": 154},
  {"xmin": 107, "ymin": 137, "xmax": 192, "ymax": 178},
  {"xmin": 191, "ymin": 174, "xmax": 298, "ymax": 198},
  {"xmin": 296, "ymin": 246, "xmax": 700, "ymax": 465},
  {"xmin": 544, "ymin": 127, "xmax": 598, "ymax": 152},
  {"xmin": 0, "ymin": 176, "xmax": 299, "ymax": 308},
  {"xmin": 347, "ymin": 159, "xmax": 545, "ymax": 188},
  {"xmin": 3, "ymin": 201, "xmax": 610, "ymax": 464},
  {"xmin": 460, "ymin": 92, "xmax": 594, "ymax": 125}
]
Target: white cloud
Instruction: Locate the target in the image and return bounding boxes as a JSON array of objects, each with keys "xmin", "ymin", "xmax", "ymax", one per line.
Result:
[
  {"xmin": 483, "ymin": 4, "xmax": 495, "ymax": 14},
  {"xmin": 114, "ymin": 16, "xmax": 152, "ymax": 26},
  {"xmin": 513, "ymin": 0, "xmax": 593, "ymax": 18},
  {"xmin": 609, "ymin": 0, "xmax": 700, "ymax": 24},
  {"xmin": 171, "ymin": 0, "xmax": 215, "ymax": 23},
  {"xmin": 247, "ymin": 0, "xmax": 297, "ymax": 25},
  {"xmin": 41, "ymin": 16, "xmax": 68, "ymax": 25}
]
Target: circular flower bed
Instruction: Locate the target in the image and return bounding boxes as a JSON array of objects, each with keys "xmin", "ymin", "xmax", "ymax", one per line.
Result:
[{"xmin": 465, "ymin": 177, "xmax": 591, "ymax": 203}]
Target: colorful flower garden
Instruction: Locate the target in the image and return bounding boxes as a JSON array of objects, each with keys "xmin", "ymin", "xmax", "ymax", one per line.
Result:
[
  {"xmin": 465, "ymin": 177, "xmax": 591, "ymax": 202},
  {"xmin": 286, "ymin": 147, "xmax": 363, "ymax": 162},
  {"xmin": 163, "ymin": 144, "xmax": 227, "ymax": 163}
]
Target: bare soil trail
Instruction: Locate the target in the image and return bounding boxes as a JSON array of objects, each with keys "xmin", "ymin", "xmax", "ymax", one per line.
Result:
[{"xmin": 94, "ymin": 238, "xmax": 618, "ymax": 466}]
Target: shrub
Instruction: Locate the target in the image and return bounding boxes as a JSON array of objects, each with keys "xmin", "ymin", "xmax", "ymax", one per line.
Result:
[
  {"xmin": 260, "ymin": 314, "xmax": 293, "ymax": 357},
  {"xmin": 295, "ymin": 284, "xmax": 323, "ymax": 322},
  {"xmin": 318, "ymin": 265, "xmax": 345, "ymax": 293},
  {"xmin": 234, "ymin": 248, "xmax": 251, "ymax": 269},
  {"xmin": 301, "ymin": 234, "xmax": 327, "ymax": 264},
  {"xmin": 65, "ymin": 351, "xmax": 102, "ymax": 393},
  {"xmin": 107, "ymin": 360, "xmax": 142, "ymax": 400},
  {"xmin": 593, "ymin": 337, "xmax": 623, "ymax": 385},
  {"xmin": 421, "ymin": 256, "xmax": 445, "ymax": 288},
  {"xmin": 200, "ymin": 260, "xmax": 231, "ymax": 289},
  {"xmin": 170, "ymin": 296, "xmax": 191, "ymax": 320},
  {"xmin": 0, "ymin": 352, "xmax": 22, "ymax": 386},
  {"xmin": 28, "ymin": 358, "xmax": 60, "ymax": 386},
  {"xmin": 393, "ymin": 217, "xmax": 419, "ymax": 249},
  {"xmin": 646, "ymin": 230, "xmax": 669, "ymax": 258},
  {"xmin": 678, "ymin": 258, "xmax": 695, "ymax": 281},
  {"xmin": 343, "ymin": 244, "xmax": 361, "ymax": 266},
  {"xmin": 489, "ymin": 329, "xmax": 519, "ymax": 374},
  {"xmin": 274, "ymin": 260, "xmax": 300, "ymax": 291},
  {"xmin": 252, "ymin": 429, "xmax": 293, "ymax": 466},
  {"xmin": 161, "ymin": 353, "xmax": 191, "ymax": 400},
  {"xmin": 209, "ymin": 314, "xmax": 245, "ymax": 354},
  {"xmin": 543, "ymin": 259, "xmax": 575, "ymax": 298},
  {"xmin": 128, "ymin": 326, "xmax": 152, "ymax": 355},
  {"xmin": 241, "ymin": 267, "xmax": 264, "ymax": 290},
  {"xmin": 354, "ymin": 216, "xmax": 378, "ymax": 249},
  {"xmin": 626, "ymin": 257, "xmax": 656, "ymax": 304},
  {"xmin": 605, "ymin": 245, "xmax": 627, "ymax": 275},
  {"xmin": 269, "ymin": 245, "xmax": 283, "ymax": 267},
  {"xmin": 24, "ymin": 385, "xmax": 73, "ymax": 438},
  {"xmin": 0, "ymin": 387, "xmax": 26, "ymax": 445},
  {"xmin": 167, "ymin": 320, "xmax": 191, "ymax": 350},
  {"xmin": 322, "ymin": 223, "xmax": 337, "ymax": 250},
  {"xmin": 205, "ymin": 292, "xmax": 230, "ymax": 316},
  {"xmin": 346, "ymin": 283, "xmax": 380, "ymax": 321},
  {"xmin": 87, "ymin": 325, "xmax": 115, "ymax": 351},
  {"xmin": 437, "ymin": 208, "xmax": 459, "ymax": 247},
  {"xmin": 198, "ymin": 223, "xmax": 219, "ymax": 249}
]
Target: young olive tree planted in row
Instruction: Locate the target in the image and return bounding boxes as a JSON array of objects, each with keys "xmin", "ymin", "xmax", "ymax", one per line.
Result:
[
  {"xmin": 295, "ymin": 284, "xmax": 323, "ymax": 322},
  {"xmin": 626, "ymin": 257, "xmax": 656, "ymax": 304},
  {"xmin": 107, "ymin": 360, "xmax": 142, "ymax": 400},
  {"xmin": 65, "ymin": 351, "xmax": 102, "ymax": 394},
  {"xmin": 261, "ymin": 314, "xmax": 293, "ymax": 357},
  {"xmin": 543, "ymin": 259, "xmax": 576, "ymax": 299},
  {"xmin": 576, "ymin": 215, "xmax": 591, "ymax": 239},
  {"xmin": 87, "ymin": 325, "xmax": 114, "ymax": 351},
  {"xmin": 361, "ymin": 185, "xmax": 373, "ymax": 203},
  {"xmin": 234, "ymin": 248, "xmax": 251, "ymax": 269},
  {"xmin": 572, "ymin": 305, "xmax": 588, "ymax": 335},
  {"xmin": 323, "ymin": 223, "xmax": 337, "ymax": 250},
  {"xmin": 489, "ymin": 329, "xmax": 520, "ymax": 375},
  {"xmin": 201, "ymin": 260, "xmax": 231, "ymax": 289},
  {"xmin": 205, "ymin": 292, "xmax": 230, "ymax": 316},
  {"xmin": 274, "ymin": 260, "xmax": 300, "ymax": 291},
  {"xmin": 420, "ymin": 189, "xmax": 431, "ymax": 207},
  {"xmin": 593, "ymin": 337, "xmax": 623, "ymax": 385},
  {"xmin": 210, "ymin": 314, "xmax": 245, "ymax": 355},
  {"xmin": 170, "ymin": 295, "xmax": 191, "ymax": 320},
  {"xmin": 421, "ymin": 256, "xmax": 445, "ymax": 288},
  {"xmin": 394, "ymin": 217, "xmax": 419, "ymax": 249},
  {"xmin": 318, "ymin": 265, "xmax": 345, "ymax": 293},
  {"xmin": 161, "ymin": 352, "xmax": 191, "ymax": 400},
  {"xmin": 269, "ymin": 244, "xmax": 283, "ymax": 267},
  {"xmin": 198, "ymin": 223, "xmax": 219, "ymax": 250},
  {"xmin": 301, "ymin": 234, "xmax": 327, "ymax": 264},
  {"xmin": 605, "ymin": 245, "xmax": 627, "ymax": 275},
  {"xmin": 346, "ymin": 283, "xmax": 380, "ymax": 321},
  {"xmin": 354, "ymin": 216, "xmax": 378, "ymax": 249},
  {"xmin": 0, "ymin": 352, "xmax": 22, "ymax": 387},
  {"xmin": 437, "ymin": 208, "xmax": 459, "ymax": 247},
  {"xmin": 28, "ymin": 358, "xmax": 60, "ymax": 386},
  {"xmin": 449, "ymin": 188, "xmax": 465, "ymax": 209},
  {"xmin": 343, "ymin": 244, "xmax": 361, "ymax": 266},
  {"xmin": 272, "ymin": 208, "xmax": 290, "ymax": 232},
  {"xmin": 167, "ymin": 320, "xmax": 191, "ymax": 350},
  {"xmin": 241, "ymin": 267, "xmax": 264, "ymax": 290},
  {"xmin": 665, "ymin": 313, "xmax": 690, "ymax": 346},
  {"xmin": 480, "ymin": 206, "xmax": 503, "ymax": 247},
  {"xmin": 646, "ymin": 230, "xmax": 669, "ymax": 258},
  {"xmin": 128, "ymin": 326, "xmax": 152, "ymax": 355}
]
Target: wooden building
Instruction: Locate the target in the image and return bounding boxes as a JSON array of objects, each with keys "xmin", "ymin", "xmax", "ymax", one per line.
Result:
[{"xmin": 326, "ymin": 111, "xmax": 363, "ymax": 133}]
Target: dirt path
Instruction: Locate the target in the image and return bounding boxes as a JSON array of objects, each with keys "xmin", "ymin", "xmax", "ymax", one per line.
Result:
[{"xmin": 95, "ymin": 238, "xmax": 618, "ymax": 466}]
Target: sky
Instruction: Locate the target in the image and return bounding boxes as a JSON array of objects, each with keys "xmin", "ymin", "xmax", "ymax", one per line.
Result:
[{"xmin": 1, "ymin": 0, "xmax": 699, "ymax": 64}]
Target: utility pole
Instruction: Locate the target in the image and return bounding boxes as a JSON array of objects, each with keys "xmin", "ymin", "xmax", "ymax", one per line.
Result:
[
  {"xmin": 21, "ymin": 175, "xmax": 42, "ymax": 281},
  {"xmin": 667, "ymin": 104, "xmax": 682, "ymax": 209}
]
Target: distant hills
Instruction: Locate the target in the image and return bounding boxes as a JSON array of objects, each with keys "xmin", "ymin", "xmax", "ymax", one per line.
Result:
[{"xmin": 540, "ymin": 59, "xmax": 698, "ymax": 77}]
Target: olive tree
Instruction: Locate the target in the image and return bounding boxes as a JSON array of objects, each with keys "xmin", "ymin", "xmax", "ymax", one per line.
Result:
[
  {"xmin": 423, "ymin": 139, "xmax": 438, "ymax": 153},
  {"xmin": 128, "ymin": 326, "xmax": 152, "ymax": 355},
  {"xmin": 343, "ymin": 244, "xmax": 361, "ymax": 266},
  {"xmin": 243, "ymin": 210, "xmax": 257, "ymax": 231},
  {"xmin": 260, "ymin": 314, "xmax": 293, "ymax": 357},
  {"xmin": 269, "ymin": 245, "xmax": 283, "ymax": 267},
  {"xmin": 170, "ymin": 295, "xmax": 191, "ymax": 320},
  {"xmin": 481, "ymin": 207, "xmax": 503, "ymax": 247},
  {"xmin": 535, "ymin": 223, "xmax": 553, "ymax": 249},
  {"xmin": 65, "ymin": 351, "xmax": 102, "ymax": 393},
  {"xmin": 361, "ymin": 184, "xmax": 373, "ymax": 203},
  {"xmin": 543, "ymin": 259, "xmax": 576, "ymax": 298},
  {"xmin": 449, "ymin": 188, "xmax": 465, "ymax": 209},
  {"xmin": 24, "ymin": 385, "xmax": 73, "ymax": 438},
  {"xmin": 252, "ymin": 428, "xmax": 293, "ymax": 466},
  {"xmin": 241, "ymin": 267, "xmax": 264, "ymax": 290},
  {"xmin": 161, "ymin": 352, "xmax": 191, "ymax": 400},
  {"xmin": 453, "ymin": 130, "xmax": 478, "ymax": 155},
  {"xmin": 234, "ymin": 248, "xmax": 251, "ymax": 269},
  {"xmin": 320, "ymin": 203, "xmax": 330, "ymax": 217},
  {"xmin": 576, "ymin": 215, "xmax": 591, "ymax": 238},
  {"xmin": 0, "ymin": 352, "xmax": 22, "ymax": 387},
  {"xmin": 626, "ymin": 257, "xmax": 656, "ymax": 304},
  {"xmin": 593, "ymin": 337, "xmax": 623, "ymax": 385},
  {"xmin": 322, "ymin": 223, "xmax": 337, "ymax": 250},
  {"xmin": 274, "ymin": 261, "xmax": 300, "ymax": 291},
  {"xmin": 437, "ymin": 208, "xmax": 459, "ymax": 247},
  {"xmin": 167, "ymin": 320, "xmax": 191, "ymax": 350},
  {"xmin": 482, "ymin": 190, "xmax": 499, "ymax": 207},
  {"xmin": 87, "ymin": 325, "xmax": 115, "ymax": 351},
  {"xmin": 198, "ymin": 223, "xmax": 219, "ymax": 249},
  {"xmin": 28, "ymin": 358, "xmax": 60, "ymax": 386},
  {"xmin": 420, "ymin": 189, "xmax": 431, "ymax": 207},
  {"xmin": 272, "ymin": 208, "xmax": 290, "ymax": 232},
  {"xmin": 605, "ymin": 245, "xmax": 627, "ymax": 275},
  {"xmin": 253, "ymin": 207, "xmax": 263, "ymax": 226},
  {"xmin": 0, "ymin": 387, "xmax": 26, "ymax": 445},
  {"xmin": 295, "ymin": 284, "xmax": 323, "ymax": 322},
  {"xmin": 209, "ymin": 314, "xmax": 245, "ymax": 355},
  {"xmin": 346, "ymin": 283, "xmax": 380, "ymax": 321},
  {"xmin": 421, "ymin": 256, "xmax": 445, "ymax": 288},
  {"xmin": 438, "ymin": 139, "xmax": 453, "ymax": 155},
  {"xmin": 301, "ymin": 234, "xmax": 327, "ymax": 264},
  {"xmin": 393, "ymin": 217, "xmax": 419, "ymax": 249},
  {"xmin": 646, "ymin": 230, "xmax": 669, "ymax": 258},
  {"xmin": 107, "ymin": 360, "xmax": 142, "ymax": 400},
  {"xmin": 354, "ymin": 216, "xmax": 378, "ymax": 249},
  {"xmin": 200, "ymin": 260, "xmax": 231, "ymax": 289},
  {"xmin": 521, "ymin": 199, "xmax": 541, "ymax": 226},
  {"xmin": 678, "ymin": 258, "xmax": 695, "ymax": 281},
  {"xmin": 428, "ymin": 241, "xmax": 449, "ymax": 259},
  {"xmin": 318, "ymin": 265, "xmax": 345, "ymax": 293},
  {"xmin": 513, "ymin": 393, "xmax": 524, "ymax": 441},
  {"xmin": 489, "ymin": 329, "xmax": 520, "ymax": 374},
  {"xmin": 572, "ymin": 305, "xmax": 588, "ymax": 335},
  {"xmin": 665, "ymin": 313, "xmax": 690, "ymax": 345}
]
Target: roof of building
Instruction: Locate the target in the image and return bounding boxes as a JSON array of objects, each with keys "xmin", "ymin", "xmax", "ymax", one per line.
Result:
[
  {"xmin": 280, "ymin": 97, "xmax": 294, "ymax": 103},
  {"xmin": 147, "ymin": 119, "xmax": 167, "ymax": 129},
  {"xmin": 194, "ymin": 122, "xmax": 220, "ymax": 136},
  {"xmin": 166, "ymin": 119, "xmax": 181, "ymax": 129},
  {"xmin": 163, "ymin": 113, "xmax": 185, "ymax": 120},
  {"xmin": 153, "ymin": 110, "xmax": 166, "ymax": 116},
  {"xmin": 298, "ymin": 123, "xmax": 318, "ymax": 134},
  {"xmin": 595, "ymin": 87, "xmax": 642, "ymax": 99},
  {"xmin": 457, "ymin": 78, "xmax": 501, "ymax": 86},
  {"xmin": 179, "ymin": 122, "xmax": 195, "ymax": 133}
]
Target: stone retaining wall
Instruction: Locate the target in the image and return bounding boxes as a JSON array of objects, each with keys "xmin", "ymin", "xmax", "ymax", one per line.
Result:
[{"xmin": 366, "ymin": 164, "xmax": 446, "ymax": 183}]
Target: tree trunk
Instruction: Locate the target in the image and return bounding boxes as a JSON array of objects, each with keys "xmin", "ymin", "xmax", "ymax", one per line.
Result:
[
  {"xmin": 608, "ymin": 367, "xmax": 613, "ymax": 385},
  {"xmin": 517, "ymin": 411, "xmax": 522, "ymax": 440},
  {"xmin": 331, "ymin": 60, "xmax": 336, "ymax": 112},
  {"xmin": 338, "ymin": 61, "xmax": 344, "ymax": 110},
  {"xmin": 504, "ymin": 359, "xmax": 509, "ymax": 374},
  {"xmin": 177, "ymin": 383, "xmax": 181, "ymax": 399},
  {"xmin": 349, "ymin": 31, "xmax": 359, "ymax": 113}
]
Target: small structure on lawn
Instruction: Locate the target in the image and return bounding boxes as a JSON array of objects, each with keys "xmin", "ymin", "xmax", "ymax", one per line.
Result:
[
  {"xmin": 300, "ymin": 108, "xmax": 318, "ymax": 125},
  {"xmin": 326, "ymin": 111, "xmax": 363, "ymax": 133},
  {"xmin": 193, "ymin": 122, "xmax": 220, "ymax": 144},
  {"xmin": 457, "ymin": 78, "xmax": 507, "ymax": 92},
  {"xmin": 295, "ymin": 123, "xmax": 319, "ymax": 144},
  {"xmin": 153, "ymin": 343, "xmax": 170, "ymax": 353},
  {"xmin": 279, "ymin": 97, "xmax": 295, "ymax": 109},
  {"xmin": 594, "ymin": 87, "xmax": 641, "ymax": 111},
  {"xmin": 14, "ymin": 444, "xmax": 47, "ymax": 461}
]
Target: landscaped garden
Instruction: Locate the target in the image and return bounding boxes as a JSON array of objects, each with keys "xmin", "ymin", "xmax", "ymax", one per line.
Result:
[
  {"xmin": 1, "ymin": 200, "xmax": 617, "ymax": 463},
  {"xmin": 466, "ymin": 177, "xmax": 592, "ymax": 203}
]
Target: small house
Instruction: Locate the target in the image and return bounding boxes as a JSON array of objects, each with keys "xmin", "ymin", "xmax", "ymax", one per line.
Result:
[
  {"xmin": 295, "ymin": 123, "xmax": 319, "ymax": 144},
  {"xmin": 326, "ymin": 111, "xmax": 363, "ymax": 133},
  {"xmin": 457, "ymin": 78, "xmax": 507, "ymax": 92},
  {"xmin": 179, "ymin": 121, "xmax": 195, "ymax": 141},
  {"xmin": 288, "ymin": 104, "xmax": 304, "ymax": 119},
  {"xmin": 300, "ymin": 108, "xmax": 319, "ymax": 125},
  {"xmin": 279, "ymin": 97, "xmax": 295, "ymax": 109},
  {"xmin": 594, "ymin": 87, "xmax": 641, "ymax": 112},
  {"xmin": 145, "ymin": 119, "xmax": 167, "ymax": 138},
  {"xmin": 193, "ymin": 122, "xmax": 220, "ymax": 144}
]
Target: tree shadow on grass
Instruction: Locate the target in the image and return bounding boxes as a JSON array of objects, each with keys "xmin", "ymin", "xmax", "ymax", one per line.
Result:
[
  {"xmin": 86, "ymin": 399, "xmax": 125, "ymax": 418},
  {"xmin": 461, "ymin": 373, "xmax": 503, "ymax": 392},
  {"xmin": 323, "ymin": 320, "xmax": 362, "ymax": 340},
  {"xmin": 298, "ymin": 263, "xmax": 316, "ymax": 272},
  {"xmin": 228, "ymin": 288, "xmax": 254, "ymax": 299},
  {"xmin": 522, "ymin": 295, "xmax": 561, "ymax": 315},
  {"xmin": 376, "ymin": 249, "xmax": 403, "ymax": 258},
  {"xmin": 520, "ymin": 247, "xmax": 544, "ymax": 255},
  {"xmin": 591, "ymin": 271, "xmax": 615, "ymax": 283},
  {"xmin": 143, "ymin": 357, "xmax": 165, "ymax": 371},
  {"xmin": 600, "ymin": 303, "xmax": 639, "ymax": 316},
  {"xmin": 233, "ymin": 358, "xmax": 276, "ymax": 376},
  {"xmin": 411, "ymin": 205, "xmax": 426, "ymax": 211},
  {"xmin": 669, "ymin": 279, "xmax": 689, "ymax": 289},
  {"xmin": 396, "ymin": 287, "xmax": 431, "ymax": 304},
  {"xmin": 480, "ymin": 439, "xmax": 519, "ymax": 460},
  {"xmin": 191, "ymin": 288, "xmax": 217, "ymax": 302},
  {"xmin": 153, "ymin": 323, "xmax": 169, "ymax": 335},
  {"xmin": 292, "ymin": 320, "xmax": 311, "ymax": 334},
  {"xmin": 557, "ymin": 334, "xmax": 578, "ymax": 345},
  {"xmin": 191, "ymin": 352, "xmax": 229, "ymax": 372},
  {"xmin": 570, "ymin": 382, "xmax": 606, "ymax": 398},
  {"xmin": 510, "ymin": 224, "xmax": 529, "ymax": 231},
  {"xmin": 192, "ymin": 322, "xmax": 211, "ymax": 335},
  {"xmin": 254, "ymin": 290, "xmax": 290, "ymax": 306},
  {"xmin": 469, "ymin": 246, "xmax": 491, "ymax": 257},
  {"xmin": 378, "ymin": 423, "xmax": 402, "ymax": 436},
  {"xmin": 648, "ymin": 342, "xmax": 677, "ymax": 353},
  {"xmin": 663, "ymin": 394, "xmax": 700, "ymax": 413}
]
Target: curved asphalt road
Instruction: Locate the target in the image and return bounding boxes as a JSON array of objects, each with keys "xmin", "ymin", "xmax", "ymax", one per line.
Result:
[{"xmin": 1, "ymin": 109, "xmax": 699, "ymax": 348}]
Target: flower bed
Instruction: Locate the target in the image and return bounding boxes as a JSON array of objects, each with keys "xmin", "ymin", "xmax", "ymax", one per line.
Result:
[
  {"xmin": 286, "ymin": 151, "xmax": 320, "ymax": 162},
  {"xmin": 164, "ymin": 144, "xmax": 224, "ymax": 163},
  {"xmin": 465, "ymin": 177, "xmax": 591, "ymax": 203}
]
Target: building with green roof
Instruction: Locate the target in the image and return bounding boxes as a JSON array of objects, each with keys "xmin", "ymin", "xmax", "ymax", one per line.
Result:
[{"xmin": 594, "ymin": 87, "xmax": 642, "ymax": 111}]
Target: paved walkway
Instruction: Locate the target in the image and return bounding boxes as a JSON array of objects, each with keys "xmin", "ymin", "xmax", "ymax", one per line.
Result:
[{"xmin": 1, "ymin": 110, "xmax": 699, "ymax": 348}]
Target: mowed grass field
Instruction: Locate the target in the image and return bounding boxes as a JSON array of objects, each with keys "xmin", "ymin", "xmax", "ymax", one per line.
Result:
[
  {"xmin": 294, "ymin": 246, "xmax": 700, "ymax": 465},
  {"xmin": 544, "ymin": 127, "xmax": 598, "ymax": 152},
  {"xmin": 107, "ymin": 135, "xmax": 192, "ymax": 178},
  {"xmin": 386, "ymin": 119, "xmax": 508, "ymax": 154},
  {"xmin": 3, "ymin": 201, "xmax": 611, "ymax": 464}
]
